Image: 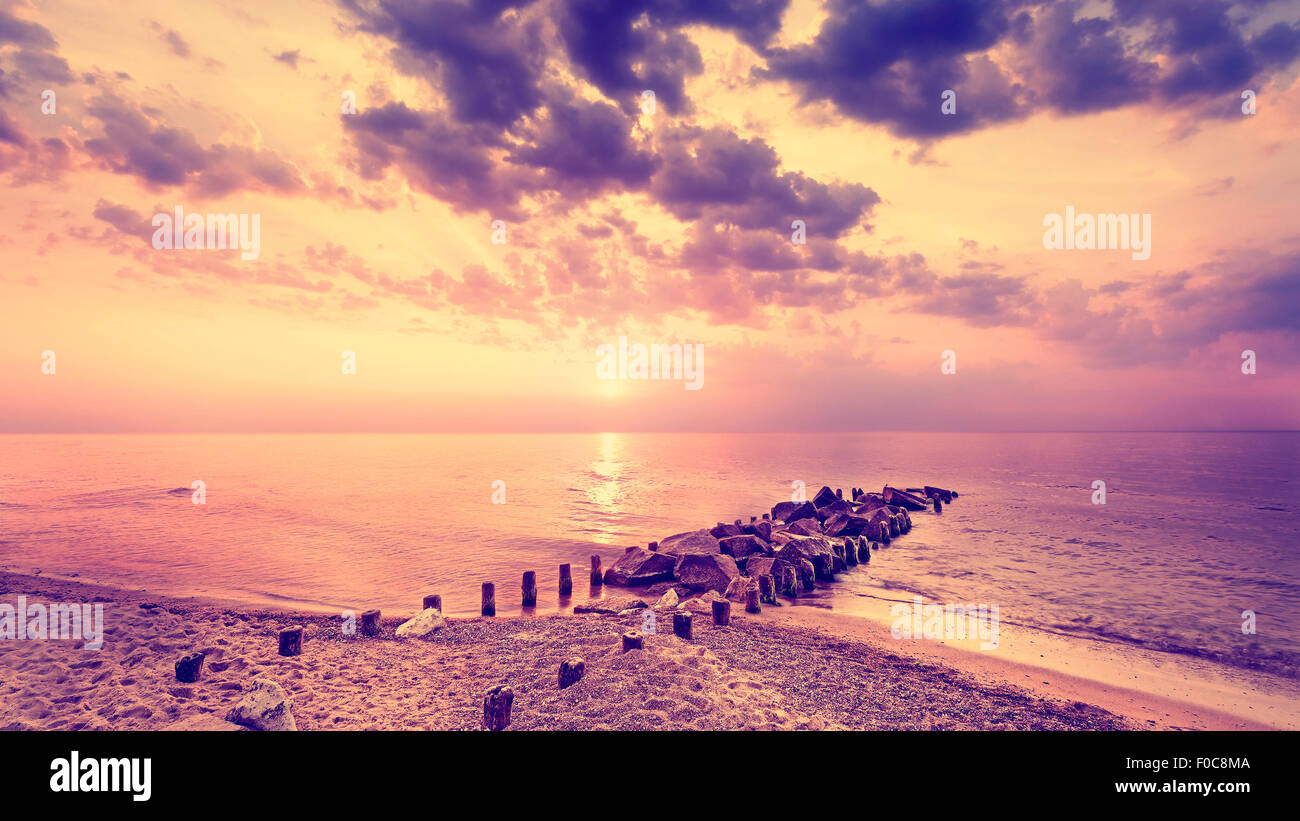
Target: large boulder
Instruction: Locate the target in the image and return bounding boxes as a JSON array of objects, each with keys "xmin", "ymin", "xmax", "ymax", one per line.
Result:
[
  {"xmin": 718, "ymin": 534, "xmax": 771, "ymax": 560},
  {"xmin": 659, "ymin": 530, "xmax": 721, "ymax": 557},
  {"xmin": 674, "ymin": 553, "xmax": 741, "ymax": 593},
  {"xmin": 226, "ymin": 678, "xmax": 296, "ymax": 732},
  {"xmin": 822, "ymin": 512, "xmax": 873, "ymax": 538},
  {"xmin": 776, "ymin": 535, "xmax": 838, "ymax": 567},
  {"xmin": 786, "ymin": 517, "xmax": 824, "ymax": 537},
  {"xmin": 395, "ymin": 608, "xmax": 445, "ymax": 638},
  {"xmin": 771, "ymin": 501, "xmax": 817, "ymax": 523},
  {"xmin": 744, "ymin": 556, "xmax": 784, "ymax": 580},
  {"xmin": 604, "ymin": 548, "xmax": 677, "ymax": 586},
  {"xmin": 723, "ymin": 575, "xmax": 757, "ymax": 603},
  {"xmin": 815, "ymin": 498, "xmax": 854, "ymax": 521},
  {"xmin": 708, "ymin": 522, "xmax": 743, "ymax": 539},
  {"xmin": 811, "ymin": 486, "xmax": 838, "ymax": 508}
]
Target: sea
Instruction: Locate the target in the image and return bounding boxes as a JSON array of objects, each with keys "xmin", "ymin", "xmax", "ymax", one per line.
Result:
[{"xmin": 1, "ymin": 432, "xmax": 1296, "ymax": 679}]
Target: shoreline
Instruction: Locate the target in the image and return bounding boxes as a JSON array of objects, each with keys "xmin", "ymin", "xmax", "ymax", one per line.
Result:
[{"xmin": 1, "ymin": 570, "xmax": 1135, "ymax": 731}]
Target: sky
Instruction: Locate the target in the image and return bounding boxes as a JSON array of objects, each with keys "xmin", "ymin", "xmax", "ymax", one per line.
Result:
[{"xmin": 1, "ymin": 0, "xmax": 1298, "ymax": 432}]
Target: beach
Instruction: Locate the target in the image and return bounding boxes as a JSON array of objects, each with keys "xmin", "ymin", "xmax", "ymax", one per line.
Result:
[{"xmin": 1, "ymin": 569, "xmax": 1143, "ymax": 731}]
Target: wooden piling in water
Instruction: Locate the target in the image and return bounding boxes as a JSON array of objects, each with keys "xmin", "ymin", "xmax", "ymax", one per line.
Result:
[
  {"xmin": 843, "ymin": 539, "xmax": 858, "ymax": 566},
  {"xmin": 590, "ymin": 554, "xmax": 603, "ymax": 587},
  {"xmin": 521, "ymin": 571, "xmax": 537, "ymax": 607},
  {"xmin": 481, "ymin": 583, "xmax": 496, "ymax": 616},
  {"xmin": 779, "ymin": 564, "xmax": 799, "ymax": 598},
  {"xmin": 482, "ymin": 685, "xmax": 513, "ymax": 731},
  {"xmin": 799, "ymin": 559, "xmax": 816, "ymax": 591},
  {"xmin": 745, "ymin": 587, "xmax": 761, "ymax": 614},
  {"xmin": 278, "ymin": 625, "xmax": 303, "ymax": 657},
  {"xmin": 360, "ymin": 609, "xmax": 381, "ymax": 636},
  {"xmin": 422, "ymin": 594, "xmax": 442, "ymax": 612},
  {"xmin": 858, "ymin": 537, "xmax": 871, "ymax": 563},
  {"xmin": 758, "ymin": 573, "xmax": 776, "ymax": 604},
  {"xmin": 712, "ymin": 599, "xmax": 731, "ymax": 626},
  {"xmin": 559, "ymin": 563, "xmax": 572, "ymax": 595},
  {"xmin": 932, "ymin": 496, "xmax": 942, "ymax": 513}
]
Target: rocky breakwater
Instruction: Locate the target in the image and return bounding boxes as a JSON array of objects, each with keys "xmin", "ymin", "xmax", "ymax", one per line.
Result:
[{"xmin": 600, "ymin": 484, "xmax": 958, "ymax": 604}]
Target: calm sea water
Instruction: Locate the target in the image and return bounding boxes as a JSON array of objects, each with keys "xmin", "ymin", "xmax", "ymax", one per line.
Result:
[{"xmin": 1, "ymin": 433, "xmax": 1296, "ymax": 676}]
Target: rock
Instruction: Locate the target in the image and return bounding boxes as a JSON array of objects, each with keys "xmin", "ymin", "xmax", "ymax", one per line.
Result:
[
  {"xmin": 395, "ymin": 607, "xmax": 445, "ymax": 638},
  {"xmin": 723, "ymin": 575, "xmax": 757, "ymax": 603},
  {"xmin": 559, "ymin": 657, "xmax": 585, "ymax": 689},
  {"xmin": 655, "ymin": 588, "xmax": 680, "ymax": 609},
  {"xmin": 776, "ymin": 534, "xmax": 838, "ymax": 567},
  {"xmin": 823, "ymin": 512, "xmax": 873, "ymax": 538},
  {"xmin": 744, "ymin": 556, "xmax": 784, "ymax": 581},
  {"xmin": 718, "ymin": 534, "xmax": 771, "ymax": 560},
  {"xmin": 771, "ymin": 501, "xmax": 817, "ymax": 523},
  {"xmin": 752, "ymin": 520, "xmax": 773, "ymax": 541},
  {"xmin": 814, "ymin": 498, "xmax": 854, "ymax": 521},
  {"xmin": 811, "ymin": 485, "xmax": 838, "ymax": 508},
  {"xmin": 882, "ymin": 486, "xmax": 928, "ymax": 511},
  {"xmin": 574, "ymin": 596, "xmax": 648, "ymax": 614},
  {"xmin": 659, "ymin": 530, "xmax": 721, "ymax": 557},
  {"xmin": 226, "ymin": 678, "xmax": 296, "ymax": 732},
  {"xmin": 674, "ymin": 553, "xmax": 740, "ymax": 592},
  {"xmin": 708, "ymin": 522, "xmax": 743, "ymax": 539},
  {"xmin": 603, "ymin": 548, "xmax": 678, "ymax": 586},
  {"xmin": 786, "ymin": 517, "xmax": 824, "ymax": 537},
  {"xmin": 923, "ymin": 485, "xmax": 954, "ymax": 503}
]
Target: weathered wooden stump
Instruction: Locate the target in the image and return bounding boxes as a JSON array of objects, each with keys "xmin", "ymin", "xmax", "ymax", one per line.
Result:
[
  {"xmin": 622, "ymin": 630, "xmax": 643, "ymax": 652},
  {"xmin": 712, "ymin": 598, "xmax": 731, "ymax": 626},
  {"xmin": 422, "ymin": 594, "xmax": 442, "ymax": 612},
  {"xmin": 779, "ymin": 564, "xmax": 799, "ymax": 598},
  {"xmin": 673, "ymin": 611, "xmax": 693, "ymax": 640},
  {"xmin": 482, "ymin": 685, "xmax": 513, "ymax": 731},
  {"xmin": 813, "ymin": 554, "xmax": 835, "ymax": 583},
  {"xmin": 589, "ymin": 554, "xmax": 603, "ymax": 587},
  {"xmin": 932, "ymin": 496, "xmax": 943, "ymax": 513},
  {"xmin": 858, "ymin": 538, "xmax": 872, "ymax": 563},
  {"xmin": 360, "ymin": 609, "xmax": 382, "ymax": 636},
  {"xmin": 761, "ymin": 513, "xmax": 770, "ymax": 520},
  {"xmin": 878, "ymin": 523, "xmax": 892, "ymax": 543},
  {"xmin": 175, "ymin": 652, "xmax": 205, "ymax": 683},
  {"xmin": 831, "ymin": 551, "xmax": 846, "ymax": 573},
  {"xmin": 750, "ymin": 516, "xmax": 757, "ymax": 524},
  {"xmin": 799, "ymin": 559, "xmax": 816, "ymax": 591},
  {"xmin": 843, "ymin": 539, "xmax": 858, "ymax": 566},
  {"xmin": 559, "ymin": 657, "xmax": 585, "ymax": 689},
  {"xmin": 889, "ymin": 516, "xmax": 900, "ymax": 537},
  {"xmin": 521, "ymin": 571, "xmax": 537, "ymax": 607},
  {"xmin": 745, "ymin": 587, "xmax": 761, "ymax": 614},
  {"xmin": 278, "ymin": 625, "xmax": 303, "ymax": 657},
  {"xmin": 559, "ymin": 563, "xmax": 573, "ymax": 595},
  {"xmin": 758, "ymin": 573, "xmax": 777, "ymax": 604},
  {"xmin": 648, "ymin": 541, "xmax": 658, "ymax": 551},
  {"xmin": 734, "ymin": 519, "xmax": 743, "ymax": 527},
  {"xmin": 836, "ymin": 488, "xmax": 843, "ymax": 499},
  {"xmin": 481, "ymin": 582, "xmax": 496, "ymax": 616}
]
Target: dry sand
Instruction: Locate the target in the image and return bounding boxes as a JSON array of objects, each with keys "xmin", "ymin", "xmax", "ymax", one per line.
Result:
[{"xmin": 0, "ymin": 571, "xmax": 1130, "ymax": 731}]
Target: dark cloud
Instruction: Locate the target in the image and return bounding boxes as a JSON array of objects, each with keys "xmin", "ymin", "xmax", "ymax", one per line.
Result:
[
  {"xmin": 149, "ymin": 22, "xmax": 192, "ymax": 59},
  {"xmin": 272, "ymin": 49, "xmax": 301, "ymax": 68},
  {"xmin": 82, "ymin": 93, "xmax": 307, "ymax": 196}
]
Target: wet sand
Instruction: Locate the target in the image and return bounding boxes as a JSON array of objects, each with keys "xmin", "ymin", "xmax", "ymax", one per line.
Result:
[{"xmin": 1, "ymin": 571, "xmax": 1130, "ymax": 731}]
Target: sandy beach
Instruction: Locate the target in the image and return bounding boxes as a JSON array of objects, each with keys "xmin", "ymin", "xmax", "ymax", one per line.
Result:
[{"xmin": 0, "ymin": 570, "xmax": 1140, "ymax": 731}]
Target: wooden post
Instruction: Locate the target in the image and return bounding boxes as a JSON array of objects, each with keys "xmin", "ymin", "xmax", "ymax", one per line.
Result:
[
  {"xmin": 858, "ymin": 538, "xmax": 871, "ymax": 564},
  {"xmin": 360, "ymin": 609, "xmax": 381, "ymax": 636},
  {"xmin": 559, "ymin": 657, "xmax": 586, "ymax": 689},
  {"xmin": 890, "ymin": 516, "xmax": 900, "ymax": 537},
  {"xmin": 843, "ymin": 539, "xmax": 857, "ymax": 566},
  {"xmin": 278, "ymin": 625, "xmax": 303, "ymax": 657},
  {"xmin": 648, "ymin": 541, "xmax": 658, "ymax": 551},
  {"xmin": 481, "ymin": 582, "xmax": 496, "ymax": 616},
  {"xmin": 712, "ymin": 599, "xmax": 731, "ymax": 626},
  {"xmin": 175, "ymin": 652, "xmax": 205, "ymax": 683},
  {"xmin": 734, "ymin": 519, "xmax": 742, "ymax": 527},
  {"xmin": 813, "ymin": 554, "xmax": 834, "ymax": 582},
  {"xmin": 762, "ymin": 513, "xmax": 769, "ymax": 520},
  {"xmin": 758, "ymin": 573, "xmax": 776, "ymax": 604},
  {"xmin": 622, "ymin": 631, "xmax": 643, "ymax": 652},
  {"xmin": 559, "ymin": 563, "xmax": 572, "ymax": 595},
  {"xmin": 422, "ymin": 594, "xmax": 442, "ymax": 612},
  {"xmin": 482, "ymin": 685, "xmax": 513, "ymax": 731},
  {"xmin": 673, "ymin": 611, "xmax": 692, "ymax": 640},
  {"xmin": 745, "ymin": 587, "xmax": 761, "ymax": 614},
  {"xmin": 750, "ymin": 516, "xmax": 757, "ymax": 524},
  {"xmin": 589, "ymin": 554, "xmax": 603, "ymax": 587},
  {"xmin": 932, "ymin": 496, "xmax": 943, "ymax": 512},
  {"xmin": 780, "ymin": 564, "xmax": 799, "ymax": 598},
  {"xmin": 799, "ymin": 559, "xmax": 816, "ymax": 592},
  {"xmin": 521, "ymin": 571, "xmax": 537, "ymax": 607},
  {"xmin": 836, "ymin": 488, "xmax": 843, "ymax": 499}
]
